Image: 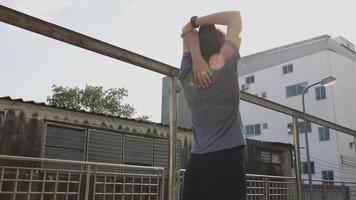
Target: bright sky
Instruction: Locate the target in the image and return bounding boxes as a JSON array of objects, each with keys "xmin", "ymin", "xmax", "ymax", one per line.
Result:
[{"xmin": 1, "ymin": 0, "xmax": 355, "ymax": 122}]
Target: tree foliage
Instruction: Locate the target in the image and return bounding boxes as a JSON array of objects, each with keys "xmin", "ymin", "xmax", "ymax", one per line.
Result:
[{"xmin": 47, "ymin": 85, "xmax": 148, "ymax": 119}]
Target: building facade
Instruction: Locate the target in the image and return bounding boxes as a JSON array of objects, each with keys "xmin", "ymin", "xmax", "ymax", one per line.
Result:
[
  {"xmin": 0, "ymin": 97, "xmax": 293, "ymax": 176},
  {"xmin": 162, "ymin": 35, "xmax": 356, "ymax": 183}
]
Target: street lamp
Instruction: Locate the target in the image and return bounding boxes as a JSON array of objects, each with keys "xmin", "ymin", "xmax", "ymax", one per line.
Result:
[{"xmin": 302, "ymin": 76, "xmax": 336, "ymax": 190}]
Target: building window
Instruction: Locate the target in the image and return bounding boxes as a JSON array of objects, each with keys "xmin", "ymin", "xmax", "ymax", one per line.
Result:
[
  {"xmin": 260, "ymin": 150, "xmax": 282, "ymax": 164},
  {"xmin": 282, "ymin": 64, "xmax": 293, "ymax": 74},
  {"xmin": 263, "ymin": 123, "xmax": 268, "ymax": 129},
  {"xmin": 322, "ymin": 170, "xmax": 334, "ymax": 182},
  {"xmin": 246, "ymin": 75, "xmax": 255, "ymax": 84},
  {"xmin": 260, "ymin": 150, "xmax": 271, "ymax": 163},
  {"xmin": 299, "ymin": 121, "xmax": 312, "ymax": 133},
  {"xmin": 286, "ymin": 82, "xmax": 308, "ymax": 97},
  {"xmin": 261, "ymin": 92, "xmax": 267, "ymax": 98},
  {"xmin": 302, "ymin": 161, "xmax": 315, "ymax": 174},
  {"xmin": 319, "ymin": 127, "xmax": 330, "ymax": 141},
  {"xmin": 287, "ymin": 121, "xmax": 312, "ymax": 134},
  {"xmin": 315, "ymin": 86, "xmax": 326, "ymax": 100},
  {"xmin": 245, "ymin": 124, "xmax": 261, "ymax": 136}
]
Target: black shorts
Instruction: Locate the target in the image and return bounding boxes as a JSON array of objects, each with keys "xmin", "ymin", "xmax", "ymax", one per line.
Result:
[{"xmin": 182, "ymin": 145, "xmax": 246, "ymax": 200}]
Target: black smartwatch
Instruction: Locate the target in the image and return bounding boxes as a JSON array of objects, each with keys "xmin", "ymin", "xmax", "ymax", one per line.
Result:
[{"xmin": 190, "ymin": 16, "xmax": 199, "ymax": 28}]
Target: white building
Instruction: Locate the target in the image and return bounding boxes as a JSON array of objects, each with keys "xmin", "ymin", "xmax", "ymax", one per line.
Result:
[{"xmin": 161, "ymin": 35, "xmax": 356, "ymax": 183}]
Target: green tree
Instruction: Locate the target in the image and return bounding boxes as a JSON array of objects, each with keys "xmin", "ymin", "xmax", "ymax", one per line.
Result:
[{"xmin": 47, "ymin": 85, "xmax": 149, "ymax": 120}]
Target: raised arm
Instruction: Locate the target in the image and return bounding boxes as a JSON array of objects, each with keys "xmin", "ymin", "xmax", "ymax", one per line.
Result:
[
  {"xmin": 195, "ymin": 11, "xmax": 242, "ymax": 49},
  {"xmin": 181, "ymin": 11, "xmax": 242, "ymax": 58},
  {"xmin": 182, "ymin": 30, "xmax": 212, "ymax": 88}
]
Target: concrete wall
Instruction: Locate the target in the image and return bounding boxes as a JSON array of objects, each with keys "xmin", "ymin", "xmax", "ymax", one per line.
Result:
[
  {"xmin": 0, "ymin": 99, "xmax": 194, "ymax": 168},
  {"xmin": 329, "ymin": 51, "xmax": 356, "ymax": 182}
]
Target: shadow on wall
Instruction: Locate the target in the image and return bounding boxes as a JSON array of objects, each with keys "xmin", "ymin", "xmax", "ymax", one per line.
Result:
[{"xmin": 0, "ymin": 109, "xmax": 43, "ymax": 165}]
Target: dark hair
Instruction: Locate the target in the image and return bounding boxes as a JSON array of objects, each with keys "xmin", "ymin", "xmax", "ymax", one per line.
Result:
[{"xmin": 198, "ymin": 24, "xmax": 225, "ymax": 63}]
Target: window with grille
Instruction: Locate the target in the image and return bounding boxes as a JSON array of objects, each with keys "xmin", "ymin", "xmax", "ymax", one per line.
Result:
[
  {"xmin": 302, "ymin": 161, "xmax": 315, "ymax": 174},
  {"xmin": 246, "ymin": 75, "xmax": 255, "ymax": 84},
  {"xmin": 322, "ymin": 170, "xmax": 334, "ymax": 181},
  {"xmin": 282, "ymin": 64, "xmax": 293, "ymax": 74},
  {"xmin": 260, "ymin": 151, "xmax": 271, "ymax": 163}
]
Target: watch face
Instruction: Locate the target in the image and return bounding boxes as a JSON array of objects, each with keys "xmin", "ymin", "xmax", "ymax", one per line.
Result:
[{"xmin": 190, "ymin": 16, "xmax": 198, "ymax": 28}]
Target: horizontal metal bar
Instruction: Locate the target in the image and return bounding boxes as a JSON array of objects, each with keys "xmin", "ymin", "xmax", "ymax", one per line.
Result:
[
  {"xmin": 0, "ymin": 192, "xmax": 79, "ymax": 194},
  {"xmin": 0, "ymin": 155, "xmax": 164, "ymax": 171},
  {"xmin": 0, "ymin": 5, "xmax": 178, "ymax": 77},
  {"xmin": 0, "ymin": 179, "xmax": 80, "ymax": 184},
  {"xmin": 241, "ymin": 92, "xmax": 356, "ymax": 136},
  {"xmin": 181, "ymin": 169, "xmax": 297, "ymax": 180},
  {"xmin": 1, "ymin": 5, "xmax": 355, "ymax": 137},
  {"xmin": 269, "ymin": 187, "xmax": 294, "ymax": 190},
  {"xmin": 303, "ymin": 178, "xmax": 356, "ymax": 184},
  {"xmin": 246, "ymin": 186, "xmax": 265, "ymax": 189},
  {"xmin": 95, "ymin": 182, "xmax": 158, "ymax": 186},
  {"xmin": 92, "ymin": 172, "xmax": 163, "ymax": 177},
  {"xmin": 94, "ymin": 193, "xmax": 158, "ymax": 195}
]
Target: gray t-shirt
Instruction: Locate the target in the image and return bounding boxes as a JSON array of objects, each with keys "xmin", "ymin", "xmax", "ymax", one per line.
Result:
[{"xmin": 179, "ymin": 51, "xmax": 246, "ymax": 154}]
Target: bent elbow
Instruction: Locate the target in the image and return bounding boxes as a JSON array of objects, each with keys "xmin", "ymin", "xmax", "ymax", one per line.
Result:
[{"xmin": 229, "ymin": 11, "xmax": 242, "ymax": 28}]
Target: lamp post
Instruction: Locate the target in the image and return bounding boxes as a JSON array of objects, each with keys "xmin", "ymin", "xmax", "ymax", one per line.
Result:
[{"xmin": 302, "ymin": 76, "xmax": 336, "ymax": 191}]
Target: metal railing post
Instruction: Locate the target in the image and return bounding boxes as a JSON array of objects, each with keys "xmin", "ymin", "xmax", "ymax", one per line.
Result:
[
  {"xmin": 341, "ymin": 182, "xmax": 346, "ymax": 200},
  {"xmin": 168, "ymin": 76, "xmax": 178, "ymax": 200},
  {"xmin": 293, "ymin": 116, "xmax": 304, "ymax": 200},
  {"xmin": 176, "ymin": 171, "xmax": 181, "ymax": 200},
  {"xmin": 264, "ymin": 176, "xmax": 269, "ymax": 200},
  {"xmin": 322, "ymin": 183, "xmax": 327, "ymax": 200},
  {"xmin": 84, "ymin": 165, "xmax": 91, "ymax": 200},
  {"xmin": 161, "ymin": 169, "xmax": 165, "ymax": 200}
]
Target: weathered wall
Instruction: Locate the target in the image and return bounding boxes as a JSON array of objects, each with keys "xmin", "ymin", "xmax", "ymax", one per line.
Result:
[
  {"xmin": 0, "ymin": 109, "xmax": 43, "ymax": 158},
  {"xmin": 245, "ymin": 139, "xmax": 293, "ymax": 176},
  {"xmin": 0, "ymin": 99, "xmax": 293, "ymax": 175},
  {"xmin": 0, "ymin": 99, "xmax": 194, "ymax": 168}
]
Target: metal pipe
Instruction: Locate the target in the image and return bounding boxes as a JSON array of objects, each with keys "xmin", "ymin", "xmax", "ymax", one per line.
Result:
[
  {"xmin": 161, "ymin": 169, "xmax": 165, "ymax": 200},
  {"xmin": 84, "ymin": 165, "xmax": 91, "ymax": 200},
  {"xmin": 292, "ymin": 116, "xmax": 304, "ymax": 200},
  {"xmin": 0, "ymin": 5, "xmax": 178, "ymax": 77},
  {"xmin": 0, "ymin": 154, "xmax": 163, "ymax": 171},
  {"xmin": 302, "ymin": 81, "xmax": 321, "ymax": 194},
  {"xmin": 0, "ymin": 5, "xmax": 355, "ymax": 138},
  {"xmin": 168, "ymin": 76, "xmax": 178, "ymax": 200},
  {"xmin": 240, "ymin": 92, "xmax": 356, "ymax": 137}
]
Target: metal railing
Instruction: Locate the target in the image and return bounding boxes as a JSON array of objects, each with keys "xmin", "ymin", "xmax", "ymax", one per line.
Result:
[
  {"xmin": 0, "ymin": 154, "xmax": 165, "ymax": 200},
  {"xmin": 303, "ymin": 179, "xmax": 356, "ymax": 200},
  {"xmin": 2, "ymin": 5, "xmax": 356, "ymax": 200},
  {"xmin": 178, "ymin": 169, "xmax": 356, "ymax": 200},
  {"xmin": 177, "ymin": 169, "xmax": 297, "ymax": 200}
]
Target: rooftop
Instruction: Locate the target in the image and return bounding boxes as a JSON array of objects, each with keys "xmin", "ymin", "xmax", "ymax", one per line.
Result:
[
  {"xmin": 238, "ymin": 35, "xmax": 356, "ymax": 76},
  {"xmin": 0, "ymin": 96, "xmax": 190, "ymax": 131}
]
